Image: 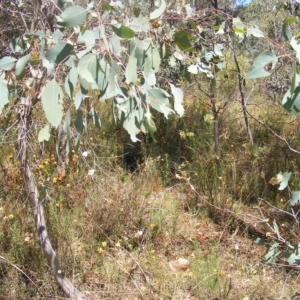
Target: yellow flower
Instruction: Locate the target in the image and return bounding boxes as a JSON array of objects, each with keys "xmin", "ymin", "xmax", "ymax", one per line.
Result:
[
  {"xmin": 52, "ymin": 177, "xmax": 58, "ymax": 183},
  {"xmin": 101, "ymin": 241, "xmax": 107, "ymax": 248},
  {"xmin": 8, "ymin": 214, "xmax": 14, "ymax": 220},
  {"xmin": 97, "ymin": 247, "xmax": 104, "ymax": 255}
]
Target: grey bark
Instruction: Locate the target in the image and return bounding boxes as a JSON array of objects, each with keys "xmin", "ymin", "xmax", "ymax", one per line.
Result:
[{"xmin": 17, "ymin": 97, "xmax": 89, "ymax": 299}]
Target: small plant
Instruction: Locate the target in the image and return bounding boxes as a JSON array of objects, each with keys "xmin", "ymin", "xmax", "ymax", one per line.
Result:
[{"xmin": 257, "ymin": 171, "xmax": 300, "ymax": 266}]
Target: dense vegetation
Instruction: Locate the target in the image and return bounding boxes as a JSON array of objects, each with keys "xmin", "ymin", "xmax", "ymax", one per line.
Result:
[{"xmin": 1, "ymin": 0, "xmax": 300, "ymax": 299}]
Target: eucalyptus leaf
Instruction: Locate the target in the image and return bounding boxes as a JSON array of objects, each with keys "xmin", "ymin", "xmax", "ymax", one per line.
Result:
[
  {"xmin": 130, "ymin": 16, "xmax": 150, "ymax": 33},
  {"xmin": 125, "ymin": 56, "xmax": 137, "ymax": 84},
  {"xmin": 63, "ymin": 110, "xmax": 71, "ymax": 155},
  {"xmin": 74, "ymin": 89, "xmax": 83, "ymax": 110},
  {"xmin": 174, "ymin": 30, "xmax": 192, "ymax": 51},
  {"xmin": 148, "ymin": 88, "xmax": 174, "ymax": 118},
  {"xmin": 90, "ymin": 107, "xmax": 101, "ymax": 128},
  {"xmin": 278, "ymin": 172, "xmax": 292, "ymax": 190},
  {"xmin": 65, "ymin": 67, "xmax": 78, "ymax": 99},
  {"xmin": 170, "ymin": 84, "xmax": 184, "ymax": 117},
  {"xmin": 150, "ymin": 0, "xmax": 166, "ymax": 20},
  {"xmin": 290, "ymin": 37, "xmax": 300, "ymax": 63},
  {"xmin": 282, "ymin": 17, "xmax": 297, "ymax": 42},
  {"xmin": 0, "ymin": 76, "xmax": 9, "ymax": 113},
  {"xmin": 38, "ymin": 125, "xmax": 50, "ymax": 142},
  {"xmin": 57, "ymin": 5, "xmax": 88, "ymax": 28},
  {"xmin": 0, "ymin": 56, "xmax": 17, "ymax": 70},
  {"xmin": 41, "ymin": 79, "xmax": 64, "ymax": 128},
  {"xmin": 246, "ymin": 52, "xmax": 278, "ymax": 80},
  {"xmin": 112, "ymin": 24, "xmax": 135, "ymax": 39},
  {"xmin": 247, "ymin": 25, "xmax": 264, "ymax": 38},
  {"xmin": 290, "ymin": 191, "xmax": 300, "ymax": 206},
  {"xmin": 16, "ymin": 54, "xmax": 31, "ymax": 79},
  {"xmin": 45, "ymin": 41, "xmax": 73, "ymax": 64},
  {"xmin": 78, "ymin": 53, "xmax": 98, "ymax": 89}
]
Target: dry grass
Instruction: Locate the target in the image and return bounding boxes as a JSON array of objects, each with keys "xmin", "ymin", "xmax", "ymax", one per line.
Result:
[
  {"xmin": 1, "ymin": 78, "xmax": 300, "ymax": 299},
  {"xmin": 1, "ymin": 163, "xmax": 299, "ymax": 299}
]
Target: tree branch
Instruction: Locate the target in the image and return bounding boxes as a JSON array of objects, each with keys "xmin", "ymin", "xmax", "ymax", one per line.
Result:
[{"xmin": 17, "ymin": 97, "xmax": 89, "ymax": 300}]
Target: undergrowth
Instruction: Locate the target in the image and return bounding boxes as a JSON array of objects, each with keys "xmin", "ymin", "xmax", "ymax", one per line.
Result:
[{"xmin": 1, "ymin": 86, "xmax": 300, "ymax": 299}]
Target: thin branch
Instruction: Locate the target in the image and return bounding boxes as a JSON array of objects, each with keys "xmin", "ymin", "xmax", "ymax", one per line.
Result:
[{"xmin": 246, "ymin": 110, "xmax": 300, "ymax": 154}]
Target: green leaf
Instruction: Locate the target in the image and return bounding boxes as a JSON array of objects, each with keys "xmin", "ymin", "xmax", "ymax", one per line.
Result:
[
  {"xmin": 77, "ymin": 30, "xmax": 95, "ymax": 46},
  {"xmin": 265, "ymin": 242, "xmax": 279, "ymax": 264},
  {"xmin": 150, "ymin": 0, "xmax": 166, "ymax": 20},
  {"xmin": 77, "ymin": 53, "xmax": 98, "ymax": 90},
  {"xmin": 63, "ymin": 110, "xmax": 71, "ymax": 155},
  {"xmin": 232, "ymin": 17, "xmax": 245, "ymax": 32},
  {"xmin": 278, "ymin": 172, "xmax": 292, "ymax": 190},
  {"xmin": 234, "ymin": 28, "xmax": 245, "ymax": 35},
  {"xmin": 102, "ymin": 3, "xmax": 112, "ymax": 11},
  {"xmin": 130, "ymin": 16, "xmax": 150, "ymax": 33},
  {"xmin": 290, "ymin": 191, "xmax": 300, "ymax": 206},
  {"xmin": 16, "ymin": 54, "xmax": 31, "ymax": 79},
  {"xmin": 125, "ymin": 56, "xmax": 137, "ymax": 84},
  {"xmin": 112, "ymin": 24, "xmax": 135, "ymax": 39},
  {"xmin": 57, "ymin": 5, "xmax": 88, "ymax": 28},
  {"xmin": 254, "ymin": 237, "xmax": 266, "ymax": 245},
  {"xmin": 287, "ymin": 252, "xmax": 299, "ymax": 265},
  {"xmin": 74, "ymin": 89, "xmax": 83, "ymax": 110},
  {"xmin": 282, "ymin": 17, "xmax": 297, "ymax": 42},
  {"xmin": 143, "ymin": 110, "xmax": 157, "ymax": 138},
  {"xmin": 65, "ymin": 67, "xmax": 78, "ymax": 99},
  {"xmin": 38, "ymin": 125, "xmax": 50, "ymax": 142},
  {"xmin": 74, "ymin": 109, "xmax": 84, "ymax": 133},
  {"xmin": 174, "ymin": 30, "xmax": 192, "ymax": 51},
  {"xmin": 0, "ymin": 57, "xmax": 17, "ymax": 70},
  {"xmin": 10, "ymin": 37, "xmax": 26, "ymax": 54},
  {"xmin": 119, "ymin": 98, "xmax": 140, "ymax": 142},
  {"xmin": 148, "ymin": 88, "xmax": 174, "ymax": 118},
  {"xmin": 41, "ymin": 79, "xmax": 64, "ymax": 128},
  {"xmin": 45, "ymin": 41, "xmax": 73, "ymax": 65},
  {"xmin": 129, "ymin": 38, "xmax": 145, "ymax": 70},
  {"xmin": 133, "ymin": 6, "xmax": 141, "ymax": 18},
  {"xmin": 247, "ymin": 25, "xmax": 264, "ymax": 38},
  {"xmin": 0, "ymin": 76, "xmax": 9, "ymax": 113},
  {"xmin": 283, "ymin": 67, "xmax": 300, "ymax": 114},
  {"xmin": 144, "ymin": 69, "xmax": 156, "ymax": 86},
  {"xmin": 170, "ymin": 84, "xmax": 184, "ymax": 117},
  {"xmin": 290, "ymin": 37, "xmax": 300, "ymax": 63},
  {"xmin": 90, "ymin": 107, "xmax": 101, "ymax": 128},
  {"xmin": 110, "ymin": 34, "xmax": 121, "ymax": 56},
  {"xmin": 245, "ymin": 52, "xmax": 278, "ymax": 79},
  {"xmin": 52, "ymin": 29, "xmax": 63, "ymax": 43}
]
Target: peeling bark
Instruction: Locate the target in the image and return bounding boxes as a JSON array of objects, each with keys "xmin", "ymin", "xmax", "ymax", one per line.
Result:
[{"xmin": 17, "ymin": 97, "xmax": 89, "ymax": 300}]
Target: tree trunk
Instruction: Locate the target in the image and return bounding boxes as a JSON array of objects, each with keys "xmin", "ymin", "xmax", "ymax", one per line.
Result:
[
  {"xmin": 17, "ymin": 97, "xmax": 89, "ymax": 299},
  {"xmin": 209, "ymin": 92, "xmax": 221, "ymax": 175}
]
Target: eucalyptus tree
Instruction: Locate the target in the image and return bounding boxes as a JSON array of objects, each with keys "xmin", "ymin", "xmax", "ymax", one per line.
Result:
[{"xmin": 0, "ymin": 0, "xmax": 265, "ymax": 298}]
